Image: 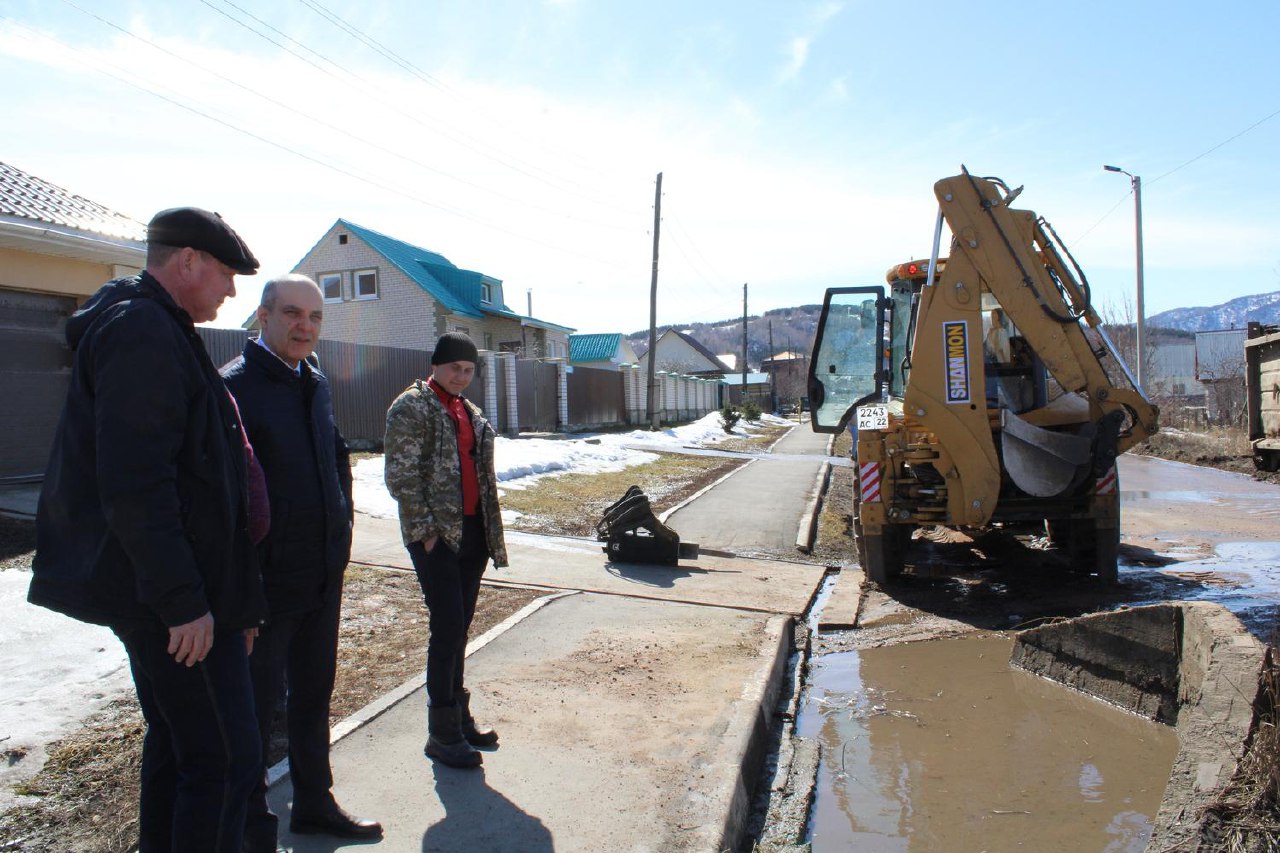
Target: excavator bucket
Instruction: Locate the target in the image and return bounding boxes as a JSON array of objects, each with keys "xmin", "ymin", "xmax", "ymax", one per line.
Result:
[
  {"xmin": 597, "ymin": 486, "xmax": 698, "ymax": 565},
  {"xmin": 1000, "ymin": 409, "xmax": 1094, "ymax": 497}
]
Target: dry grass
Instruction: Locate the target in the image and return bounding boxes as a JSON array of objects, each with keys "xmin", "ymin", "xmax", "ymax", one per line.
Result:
[
  {"xmin": 1198, "ymin": 654, "xmax": 1280, "ymax": 852},
  {"xmin": 808, "ymin": 428, "xmax": 856, "ymax": 567},
  {"xmin": 501, "ymin": 452, "xmax": 745, "ymax": 537},
  {"xmin": 3, "ymin": 700, "xmax": 144, "ymax": 853}
]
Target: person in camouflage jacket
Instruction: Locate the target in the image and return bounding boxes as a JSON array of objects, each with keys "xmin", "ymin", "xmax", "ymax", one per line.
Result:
[{"xmin": 384, "ymin": 332, "xmax": 507, "ymax": 769}]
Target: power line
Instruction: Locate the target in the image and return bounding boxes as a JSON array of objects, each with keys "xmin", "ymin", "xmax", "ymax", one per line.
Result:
[
  {"xmin": 286, "ymin": 0, "xmax": 643, "ymax": 211},
  {"xmin": 1073, "ymin": 106, "xmax": 1280, "ymax": 247},
  {"xmin": 197, "ymin": 0, "xmax": 642, "ymax": 218},
  {"xmin": 1148, "ymin": 106, "xmax": 1280, "ymax": 186},
  {"xmin": 665, "ymin": 211, "xmax": 739, "ymax": 301},
  {"xmin": 293, "ymin": 0, "xmax": 634, "ymax": 198},
  {"xmin": 1071, "ymin": 191, "xmax": 1132, "ymax": 247},
  {"xmin": 43, "ymin": 0, "xmax": 642, "ymax": 235},
  {"xmin": 3, "ymin": 17, "xmax": 635, "ymax": 271}
]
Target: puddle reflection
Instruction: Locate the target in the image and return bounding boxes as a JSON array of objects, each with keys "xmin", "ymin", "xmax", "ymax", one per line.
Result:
[{"xmin": 800, "ymin": 635, "xmax": 1178, "ymax": 852}]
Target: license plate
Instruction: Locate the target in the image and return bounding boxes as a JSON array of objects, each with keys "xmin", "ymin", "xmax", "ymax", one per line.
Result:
[{"xmin": 856, "ymin": 404, "xmax": 889, "ymax": 430}]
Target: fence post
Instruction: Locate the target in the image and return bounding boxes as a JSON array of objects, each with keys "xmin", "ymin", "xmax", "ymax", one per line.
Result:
[
  {"xmin": 556, "ymin": 360, "xmax": 568, "ymax": 431},
  {"xmin": 501, "ymin": 352, "xmax": 520, "ymax": 436},
  {"xmin": 483, "ymin": 351, "xmax": 500, "ymax": 430}
]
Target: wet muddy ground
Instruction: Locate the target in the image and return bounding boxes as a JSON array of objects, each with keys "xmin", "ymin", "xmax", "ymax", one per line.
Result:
[{"xmin": 795, "ymin": 453, "xmax": 1280, "ymax": 851}]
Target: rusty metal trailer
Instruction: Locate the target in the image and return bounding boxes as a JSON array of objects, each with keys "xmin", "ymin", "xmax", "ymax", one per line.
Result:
[{"xmin": 1245, "ymin": 321, "xmax": 1280, "ymax": 472}]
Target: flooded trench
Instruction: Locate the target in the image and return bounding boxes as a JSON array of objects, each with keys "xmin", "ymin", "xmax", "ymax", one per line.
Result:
[
  {"xmin": 799, "ymin": 634, "xmax": 1179, "ymax": 851},
  {"xmin": 788, "ymin": 455, "xmax": 1276, "ymax": 849}
]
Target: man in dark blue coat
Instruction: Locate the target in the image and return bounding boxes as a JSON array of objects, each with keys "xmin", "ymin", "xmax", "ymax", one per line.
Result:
[
  {"xmin": 221, "ymin": 274, "xmax": 381, "ymax": 849},
  {"xmin": 30, "ymin": 207, "xmax": 267, "ymax": 853}
]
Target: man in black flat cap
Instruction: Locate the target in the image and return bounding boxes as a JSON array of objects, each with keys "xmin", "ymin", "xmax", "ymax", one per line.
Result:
[{"xmin": 30, "ymin": 207, "xmax": 269, "ymax": 852}]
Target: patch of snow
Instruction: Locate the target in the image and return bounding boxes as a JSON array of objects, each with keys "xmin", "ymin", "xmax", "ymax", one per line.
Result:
[
  {"xmin": 0, "ymin": 569, "xmax": 133, "ymax": 809},
  {"xmin": 0, "ymin": 410, "xmax": 788, "ymax": 812}
]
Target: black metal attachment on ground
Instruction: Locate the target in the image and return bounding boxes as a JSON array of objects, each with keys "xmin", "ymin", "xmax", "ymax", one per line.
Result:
[{"xmin": 596, "ymin": 485, "xmax": 699, "ymax": 565}]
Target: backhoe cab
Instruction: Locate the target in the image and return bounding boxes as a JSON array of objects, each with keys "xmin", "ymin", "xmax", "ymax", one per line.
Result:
[{"xmin": 808, "ymin": 168, "xmax": 1158, "ymax": 585}]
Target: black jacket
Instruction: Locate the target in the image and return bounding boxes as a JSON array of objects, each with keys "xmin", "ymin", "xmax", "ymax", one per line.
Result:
[
  {"xmin": 29, "ymin": 273, "xmax": 266, "ymax": 631},
  {"xmin": 221, "ymin": 340, "xmax": 353, "ymax": 617}
]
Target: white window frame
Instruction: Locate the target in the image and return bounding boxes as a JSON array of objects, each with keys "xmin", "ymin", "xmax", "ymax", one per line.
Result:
[
  {"xmin": 353, "ymin": 268, "xmax": 379, "ymax": 301},
  {"xmin": 480, "ymin": 281, "xmax": 493, "ymax": 304},
  {"xmin": 319, "ymin": 272, "xmax": 342, "ymax": 303}
]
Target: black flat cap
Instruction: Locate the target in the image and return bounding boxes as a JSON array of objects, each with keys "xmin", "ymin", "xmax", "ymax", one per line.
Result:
[{"xmin": 147, "ymin": 207, "xmax": 260, "ymax": 275}]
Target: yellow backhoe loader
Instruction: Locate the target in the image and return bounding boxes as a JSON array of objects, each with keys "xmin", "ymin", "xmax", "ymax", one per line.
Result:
[{"xmin": 808, "ymin": 168, "xmax": 1159, "ymax": 584}]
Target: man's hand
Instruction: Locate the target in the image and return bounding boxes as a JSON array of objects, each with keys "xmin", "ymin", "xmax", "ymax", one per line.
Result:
[
  {"xmin": 423, "ymin": 535, "xmax": 438, "ymax": 552},
  {"xmin": 168, "ymin": 612, "xmax": 215, "ymax": 666},
  {"xmin": 244, "ymin": 626, "xmax": 259, "ymax": 655}
]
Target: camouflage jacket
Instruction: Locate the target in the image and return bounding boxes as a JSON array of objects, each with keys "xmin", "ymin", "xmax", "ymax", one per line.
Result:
[{"xmin": 384, "ymin": 380, "xmax": 508, "ymax": 567}]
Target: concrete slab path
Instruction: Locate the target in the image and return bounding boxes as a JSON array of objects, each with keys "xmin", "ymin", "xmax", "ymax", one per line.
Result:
[
  {"xmin": 664, "ymin": 422, "xmax": 833, "ymax": 557},
  {"xmin": 264, "ymin": 420, "xmax": 839, "ymax": 852}
]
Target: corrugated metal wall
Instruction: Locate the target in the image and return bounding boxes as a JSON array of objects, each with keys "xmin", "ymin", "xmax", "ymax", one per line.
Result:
[
  {"xmin": 194, "ymin": 331, "xmax": 714, "ymax": 445},
  {"xmin": 0, "ymin": 291, "xmax": 76, "ymax": 479},
  {"xmin": 197, "ymin": 328, "xmax": 431, "ymax": 444},
  {"xmin": 566, "ymin": 366, "xmax": 625, "ymax": 427}
]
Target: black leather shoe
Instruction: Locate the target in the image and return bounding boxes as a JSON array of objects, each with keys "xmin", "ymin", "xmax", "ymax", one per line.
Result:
[{"xmin": 289, "ymin": 803, "xmax": 383, "ymax": 839}]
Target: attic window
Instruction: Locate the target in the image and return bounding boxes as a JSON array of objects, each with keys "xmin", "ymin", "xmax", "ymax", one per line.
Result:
[
  {"xmin": 338, "ymin": 234, "xmax": 348, "ymax": 245},
  {"xmin": 481, "ymin": 282, "xmax": 493, "ymax": 304}
]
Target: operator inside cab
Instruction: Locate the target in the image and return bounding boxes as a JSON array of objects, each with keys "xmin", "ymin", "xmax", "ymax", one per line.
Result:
[{"xmin": 983, "ymin": 304, "xmax": 1035, "ymax": 412}]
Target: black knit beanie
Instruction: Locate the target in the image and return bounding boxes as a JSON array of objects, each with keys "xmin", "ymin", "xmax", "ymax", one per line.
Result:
[{"xmin": 431, "ymin": 331, "xmax": 479, "ymax": 365}]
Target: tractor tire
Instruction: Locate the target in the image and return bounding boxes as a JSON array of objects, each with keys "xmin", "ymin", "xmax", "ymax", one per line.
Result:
[
  {"xmin": 863, "ymin": 523, "xmax": 910, "ymax": 586},
  {"xmin": 1044, "ymin": 517, "xmax": 1119, "ymax": 585}
]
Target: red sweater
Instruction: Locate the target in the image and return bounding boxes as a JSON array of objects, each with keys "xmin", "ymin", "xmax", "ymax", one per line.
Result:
[{"xmin": 428, "ymin": 378, "xmax": 480, "ymax": 516}]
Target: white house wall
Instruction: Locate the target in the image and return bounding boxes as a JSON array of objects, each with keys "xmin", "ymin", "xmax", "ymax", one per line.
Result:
[{"xmin": 296, "ymin": 227, "xmax": 437, "ymax": 350}]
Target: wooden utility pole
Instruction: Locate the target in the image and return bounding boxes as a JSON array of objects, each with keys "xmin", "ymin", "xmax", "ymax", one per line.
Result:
[
  {"xmin": 647, "ymin": 172, "xmax": 662, "ymax": 430},
  {"xmin": 740, "ymin": 283, "xmax": 748, "ymax": 400},
  {"xmin": 768, "ymin": 320, "xmax": 776, "ymax": 412}
]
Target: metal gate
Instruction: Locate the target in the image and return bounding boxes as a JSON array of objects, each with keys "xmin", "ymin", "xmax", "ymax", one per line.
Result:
[
  {"xmin": 516, "ymin": 359, "xmax": 558, "ymax": 432},
  {"xmin": 0, "ymin": 290, "xmax": 76, "ymax": 479}
]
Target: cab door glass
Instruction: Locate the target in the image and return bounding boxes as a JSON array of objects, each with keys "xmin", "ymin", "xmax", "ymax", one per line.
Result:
[{"xmin": 808, "ymin": 287, "xmax": 885, "ymax": 433}]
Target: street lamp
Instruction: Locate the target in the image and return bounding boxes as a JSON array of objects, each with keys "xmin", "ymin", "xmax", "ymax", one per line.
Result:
[{"xmin": 1103, "ymin": 164, "xmax": 1145, "ymax": 390}]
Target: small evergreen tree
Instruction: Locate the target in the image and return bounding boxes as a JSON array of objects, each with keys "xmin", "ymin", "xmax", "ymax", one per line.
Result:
[
  {"xmin": 719, "ymin": 404, "xmax": 741, "ymax": 433},
  {"xmin": 741, "ymin": 401, "xmax": 762, "ymax": 423}
]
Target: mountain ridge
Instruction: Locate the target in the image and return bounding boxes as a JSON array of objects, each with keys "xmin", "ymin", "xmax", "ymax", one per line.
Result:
[{"xmin": 624, "ymin": 290, "xmax": 1280, "ymax": 368}]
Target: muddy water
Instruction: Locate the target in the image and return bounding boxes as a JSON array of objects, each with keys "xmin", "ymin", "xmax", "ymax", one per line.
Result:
[{"xmin": 800, "ymin": 634, "xmax": 1179, "ymax": 852}]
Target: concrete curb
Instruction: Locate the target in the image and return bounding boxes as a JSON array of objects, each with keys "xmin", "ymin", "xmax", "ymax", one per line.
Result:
[
  {"xmin": 1010, "ymin": 602, "xmax": 1272, "ymax": 852},
  {"xmin": 795, "ymin": 461, "xmax": 830, "ymax": 553},
  {"xmin": 675, "ymin": 613, "xmax": 795, "ymax": 853},
  {"xmin": 265, "ymin": 588, "xmax": 579, "ymax": 788}
]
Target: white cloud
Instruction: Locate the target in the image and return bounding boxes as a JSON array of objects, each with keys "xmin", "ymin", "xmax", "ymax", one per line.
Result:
[{"xmin": 780, "ymin": 35, "xmax": 811, "ymax": 82}]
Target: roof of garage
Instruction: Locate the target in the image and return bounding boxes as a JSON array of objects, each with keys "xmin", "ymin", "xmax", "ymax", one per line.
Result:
[
  {"xmin": 0, "ymin": 161, "xmax": 145, "ymax": 262},
  {"xmin": 1, "ymin": 160, "xmax": 145, "ymax": 240}
]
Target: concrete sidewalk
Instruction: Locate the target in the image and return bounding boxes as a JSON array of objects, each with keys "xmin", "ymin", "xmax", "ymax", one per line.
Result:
[{"xmin": 270, "ymin": 423, "xmax": 836, "ymax": 852}]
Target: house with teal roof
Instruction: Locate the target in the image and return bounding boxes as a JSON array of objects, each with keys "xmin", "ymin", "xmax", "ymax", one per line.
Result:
[
  {"xmin": 262, "ymin": 219, "xmax": 573, "ymax": 357},
  {"xmin": 568, "ymin": 333, "xmax": 639, "ymax": 371}
]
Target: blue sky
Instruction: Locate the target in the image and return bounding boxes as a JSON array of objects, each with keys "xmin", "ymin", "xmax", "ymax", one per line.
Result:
[{"xmin": 2, "ymin": 0, "xmax": 1277, "ymax": 334}]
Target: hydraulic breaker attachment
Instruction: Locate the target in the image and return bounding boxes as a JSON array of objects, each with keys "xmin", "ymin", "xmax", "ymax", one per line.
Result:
[{"xmin": 596, "ymin": 486, "xmax": 699, "ymax": 565}]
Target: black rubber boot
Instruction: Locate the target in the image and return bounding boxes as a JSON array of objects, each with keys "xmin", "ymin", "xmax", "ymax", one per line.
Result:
[
  {"xmin": 425, "ymin": 704, "xmax": 482, "ymax": 769},
  {"xmin": 458, "ymin": 688, "xmax": 499, "ymax": 747}
]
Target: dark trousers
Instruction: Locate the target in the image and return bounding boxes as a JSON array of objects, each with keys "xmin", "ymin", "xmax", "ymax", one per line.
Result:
[
  {"xmin": 243, "ymin": 590, "xmax": 342, "ymax": 851},
  {"xmin": 114, "ymin": 625, "xmax": 260, "ymax": 853},
  {"xmin": 407, "ymin": 515, "xmax": 489, "ymax": 707}
]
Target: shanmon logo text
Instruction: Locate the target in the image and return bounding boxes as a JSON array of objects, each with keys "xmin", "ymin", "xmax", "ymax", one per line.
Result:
[{"xmin": 943, "ymin": 320, "xmax": 970, "ymax": 403}]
